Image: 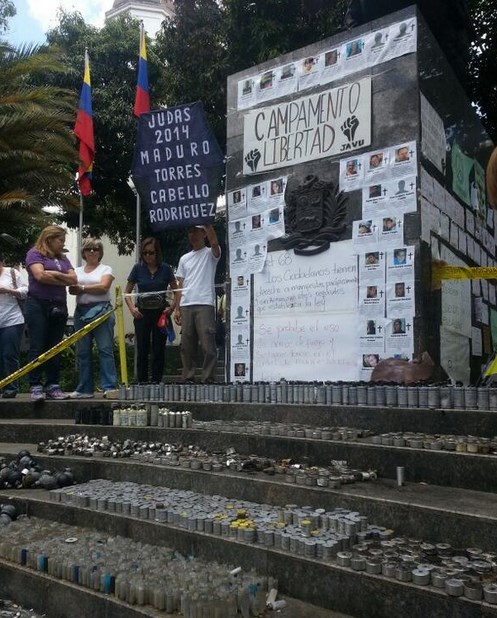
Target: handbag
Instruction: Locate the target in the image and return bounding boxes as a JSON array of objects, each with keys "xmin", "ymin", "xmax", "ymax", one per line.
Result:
[
  {"xmin": 10, "ymin": 268, "xmax": 26, "ymax": 316},
  {"xmin": 138, "ymin": 293, "xmax": 166, "ymax": 311},
  {"xmin": 79, "ymin": 302, "xmax": 111, "ymax": 324}
]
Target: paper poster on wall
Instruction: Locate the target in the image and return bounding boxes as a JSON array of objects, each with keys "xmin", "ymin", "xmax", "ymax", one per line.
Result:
[
  {"xmin": 386, "ymin": 279, "xmax": 415, "ymax": 316},
  {"xmin": 319, "ymin": 47, "xmax": 344, "ymax": 84},
  {"xmin": 243, "ymin": 78, "xmax": 372, "ymax": 175},
  {"xmin": 386, "ymin": 246, "xmax": 414, "ymax": 281},
  {"xmin": 254, "ymin": 243, "xmax": 358, "ymax": 317},
  {"xmin": 386, "ymin": 18, "xmax": 417, "ymax": 57},
  {"xmin": 359, "ymin": 250, "xmax": 386, "ymax": 282},
  {"xmin": 253, "ymin": 242, "xmax": 360, "ymax": 381},
  {"xmin": 420, "ymin": 94, "xmax": 446, "ymax": 173},
  {"xmin": 298, "ymin": 54, "xmax": 324, "ymax": 90},
  {"xmin": 228, "ymin": 188, "xmax": 247, "ymax": 220},
  {"xmin": 358, "ymin": 318, "xmax": 386, "ymax": 352},
  {"xmin": 471, "ymin": 326, "xmax": 483, "ymax": 357},
  {"xmin": 353, "ymin": 219, "xmax": 379, "ymax": 250},
  {"xmin": 379, "ymin": 215, "xmax": 403, "ymax": 247},
  {"xmin": 237, "ymin": 78, "xmax": 257, "ymax": 110},
  {"xmin": 385, "ymin": 316, "xmax": 414, "ymax": 354},
  {"xmin": 440, "ymin": 326, "xmax": 470, "ymax": 385},
  {"xmin": 275, "ymin": 63, "xmax": 299, "ymax": 97},
  {"xmin": 247, "ymin": 242, "xmax": 268, "ymax": 272},
  {"xmin": 440, "ymin": 245, "xmax": 472, "ymax": 338},
  {"xmin": 358, "ymin": 283, "xmax": 385, "ymax": 317},
  {"xmin": 451, "ymin": 142, "xmax": 473, "ymax": 206},
  {"xmin": 253, "ymin": 313, "xmax": 360, "ymax": 381}
]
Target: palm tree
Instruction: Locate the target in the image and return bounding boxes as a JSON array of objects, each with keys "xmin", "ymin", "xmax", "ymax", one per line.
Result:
[{"xmin": 0, "ymin": 42, "xmax": 78, "ymax": 238}]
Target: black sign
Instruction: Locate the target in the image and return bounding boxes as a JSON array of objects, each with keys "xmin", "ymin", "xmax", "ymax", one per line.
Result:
[{"xmin": 132, "ymin": 102, "xmax": 224, "ymax": 230}]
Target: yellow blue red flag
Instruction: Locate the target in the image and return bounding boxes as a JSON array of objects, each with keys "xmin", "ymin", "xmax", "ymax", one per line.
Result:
[
  {"xmin": 134, "ymin": 23, "xmax": 150, "ymax": 117},
  {"xmin": 74, "ymin": 49, "xmax": 94, "ymax": 196}
]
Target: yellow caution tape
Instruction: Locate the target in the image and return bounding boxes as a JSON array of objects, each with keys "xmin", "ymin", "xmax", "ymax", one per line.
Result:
[
  {"xmin": 0, "ymin": 287, "xmax": 128, "ymax": 391},
  {"xmin": 433, "ymin": 264, "xmax": 497, "ymax": 281}
]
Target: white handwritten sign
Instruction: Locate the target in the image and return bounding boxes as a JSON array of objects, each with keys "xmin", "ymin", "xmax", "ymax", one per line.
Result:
[
  {"xmin": 253, "ymin": 313, "xmax": 360, "ymax": 381},
  {"xmin": 254, "ymin": 243, "xmax": 358, "ymax": 316},
  {"xmin": 252, "ymin": 242, "xmax": 360, "ymax": 381},
  {"xmin": 243, "ymin": 78, "xmax": 372, "ymax": 175}
]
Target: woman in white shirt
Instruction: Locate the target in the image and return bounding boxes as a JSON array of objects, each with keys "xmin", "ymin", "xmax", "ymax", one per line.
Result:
[
  {"xmin": 68, "ymin": 238, "xmax": 118, "ymax": 398},
  {"xmin": 0, "ymin": 252, "xmax": 28, "ymax": 398}
]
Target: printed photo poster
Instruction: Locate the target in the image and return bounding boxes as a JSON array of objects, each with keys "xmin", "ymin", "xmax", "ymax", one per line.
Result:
[
  {"xmin": 227, "ymin": 188, "xmax": 247, "ymax": 220},
  {"xmin": 362, "ymin": 176, "xmax": 417, "ymax": 218},
  {"xmin": 420, "ymin": 94, "xmax": 446, "ymax": 173},
  {"xmin": 391, "ymin": 141, "xmax": 417, "ymax": 178},
  {"xmin": 257, "ymin": 69, "xmax": 278, "ymax": 104},
  {"xmin": 359, "ymin": 353, "xmax": 382, "ymax": 380},
  {"xmin": 353, "ymin": 219, "xmax": 379, "ymax": 251},
  {"xmin": 364, "ymin": 149, "xmax": 389, "ymax": 182},
  {"xmin": 359, "ymin": 250, "xmax": 386, "ymax": 283},
  {"xmin": 247, "ymin": 181, "xmax": 268, "ymax": 211},
  {"xmin": 365, "ymin": 27, "xmax": 391, "ymax": 65},
  {"xmin": 340, "ymin": 156, "xmax": 365, "ymax": 192},
  {"xmin": 262, "ymin": 204, "xmax": 285, "ymax": 240},
  {"xmin": 386, "ymin": 18, "xmax": 417, "ymax": 58},
  {"xmin": 298, "ymin": 54, "xmax": 324, "ymax": 90},
  {"xmin": 342, "ymin": 36, "xmax": 367, "ymax": 73},
  {"xmin": 247, "ymin": 241, "xmax": 268, "ymax": 273},
  {"xmin": 420, "ymin": 167, "xmax": 434, "ymax": 202},
  {"xmin": 379, "ymin": 214, "xmax": 403, "ymax": 248},
  {"xmin": 237, "ymin": 77, "xmax": 257, "ymax": 110},
  {"xmin": 440, "ymin": 326, "xmax": 470, "ymax": 385},
  {"xmin": 358, "ymin": 282, "xmax": 386, "ymax": 316},
  {"xmin": 275, "ymin": 62, "xmax": 299, "ymax": 97},
  {"xmin": 386, "ymin": 246, "xmax": 415, "ymax": 282},
  {"xmin": 385, "ymin": 315, "xmax": 414, "ymax": 354},
  {"xmin": 319, "ymin": 47, "xmax": 345, "ymax": 85},
  {"xmin": 358, "ymin": 317, "xmax": 386, "ymax": 353},
  {"xmin": 386, "ymin": 278, "xmax": 415, "ymax": 316},
  {"xmin": 472, "ymin": 159, "xmax": 487, "ymax": 217}
]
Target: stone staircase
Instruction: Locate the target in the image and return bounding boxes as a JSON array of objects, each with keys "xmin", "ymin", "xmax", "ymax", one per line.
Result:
[{"xmin": 1, "ymin": 396, "xmax": 497, "ymax": 617}]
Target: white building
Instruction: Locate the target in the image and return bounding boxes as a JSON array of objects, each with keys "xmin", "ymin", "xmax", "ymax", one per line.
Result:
[{"xmin": 105, "ymin": 0, "xmax": 174, "ymax": 38}]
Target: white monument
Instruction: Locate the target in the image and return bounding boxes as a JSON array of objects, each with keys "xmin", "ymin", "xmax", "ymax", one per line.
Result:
[{"xmin": 105, "ymin": 0, "xmax": 174, "ymax": 38}]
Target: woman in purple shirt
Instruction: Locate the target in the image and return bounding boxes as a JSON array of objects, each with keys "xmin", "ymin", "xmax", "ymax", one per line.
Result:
[{"xmin": 25, "ymin": 226, "xmax": 77, "ymax": 401}]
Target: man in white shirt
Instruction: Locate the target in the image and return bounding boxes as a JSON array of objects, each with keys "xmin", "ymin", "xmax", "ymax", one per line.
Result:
[{"xmin": 174, "ymin": 225, "xmax": 220, "ymax": 383}]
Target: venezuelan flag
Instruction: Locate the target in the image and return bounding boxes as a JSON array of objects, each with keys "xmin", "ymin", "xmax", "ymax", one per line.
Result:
[
  {"xmin": 134, "ymin": 23, "xmax": 150, "ymax": 117},
  {"xmin": 74, "ymin": 49, "xmax": 94, "ymax": 196}
]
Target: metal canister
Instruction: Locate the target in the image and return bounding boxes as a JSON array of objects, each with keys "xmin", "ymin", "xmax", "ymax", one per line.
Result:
[
  {"xmin": 407, "ymin": 387, "xmax": 419, "ymax": 408},
  {"xmin": 396, "ymin": 466, "xmax": 405, "ymax": 487},
  {"xmin": 397, "ymin": 386, "xmax": 408, "ymax": 408},
  {"xmin": 477, "ymin": 387, "xmax": 489, "ymax": 411}
]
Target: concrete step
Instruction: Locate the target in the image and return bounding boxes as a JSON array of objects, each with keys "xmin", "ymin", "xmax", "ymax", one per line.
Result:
[
  {"xmin": 1, "ymin": 444, "xmax": 496, "ymax": 553},
  {"xmin": 3, "ymin": 489, "xmax": 496, "ymax": 618},
  {"xmin": 1, "ymin": 420, "xmax": 497, "ymax": 493},
  {"xmin": 0, "ymin": 551, "xmax": 347, "ymax": 618}
]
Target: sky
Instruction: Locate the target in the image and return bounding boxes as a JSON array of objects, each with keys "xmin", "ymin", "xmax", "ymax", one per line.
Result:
[{"xmin": 6, "ymin": 0, "xmax": 114, "ymax": 46}]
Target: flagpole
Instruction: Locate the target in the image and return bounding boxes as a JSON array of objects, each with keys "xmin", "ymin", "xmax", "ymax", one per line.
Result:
[
  {"xmin": 78, "ymin": 193, "xmax": 84, "ymax": 266},
  {"xmin": 136, "ymin": 193, "xmax": 141, "ymax": 262}
]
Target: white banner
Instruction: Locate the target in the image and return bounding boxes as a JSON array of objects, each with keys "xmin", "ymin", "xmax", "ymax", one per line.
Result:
[
  {"xmin": 243, "ymin": 78, "xmax": 372, "ymax": 175},
  {"xmin": 253, "ymin": 242, "xmax": 360, "ymax": 381}
]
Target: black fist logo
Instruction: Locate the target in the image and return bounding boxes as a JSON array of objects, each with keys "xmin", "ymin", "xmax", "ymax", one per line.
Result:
[
  {"xmin": 341, "ymin": 115, "xmax": 359, "ymax": 142},
  {"xmin": 245, "ymin": 149, "xmax": 261, "ymax": 172}
]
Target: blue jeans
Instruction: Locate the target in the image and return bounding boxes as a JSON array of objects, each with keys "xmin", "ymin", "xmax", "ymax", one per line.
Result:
[
  {"xmin": 26, "ymin": 296, "xmax": 67, "ymax": 388},
  {"xmin": 0, "ymin": 323, "xmax": 24, "ymax": 395},
  {"xmin": 74, "ymin": 305, "xmax": 117, "ymax": 393}
]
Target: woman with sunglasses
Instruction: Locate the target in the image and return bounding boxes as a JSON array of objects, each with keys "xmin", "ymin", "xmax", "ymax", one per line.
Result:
[
  {"xmin": 25, "ymin": 225, "xmax": 76, "ymax": 401},
  {"xmin": 125, "ymin": 237, "xmax": 178, "ymax": 384},
  {"xmin": 68, "ymin": 238, "xmax": 118, "ymax": 399}
]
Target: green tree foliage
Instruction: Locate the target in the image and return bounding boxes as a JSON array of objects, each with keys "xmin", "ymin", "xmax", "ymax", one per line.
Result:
[
  {"xmin": 0, "ymin": 42, "xmax": 78, "ymax": 255},
  {"xmin": 0, "ymin": 0, "xmax": 15, "ymax": 34},
  {"xmin": 468, "ymin": 0, "xmax": 497, "ymax": 142}
]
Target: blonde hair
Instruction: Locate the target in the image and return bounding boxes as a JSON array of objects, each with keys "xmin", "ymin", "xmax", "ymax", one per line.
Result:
[
  {"xmin": 34, "ymin": 225, "xmax": 67, "ymax": 257},
  {"xmin": 81, "ymin": 237, "xmax": 104, "ymax": 262},
  {"xmin": 487, "ymin": 147, "xmax": 497, "ymax": 208}
]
